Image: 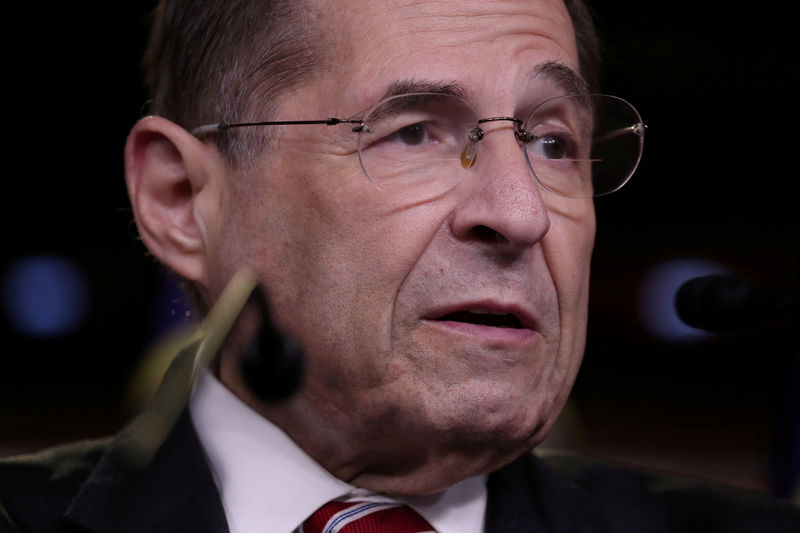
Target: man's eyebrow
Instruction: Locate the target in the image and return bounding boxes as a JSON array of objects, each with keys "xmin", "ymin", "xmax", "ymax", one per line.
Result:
[
  {"xmin": 528, "ymin": 61, "xmax": 588, "ymax": 96},
  {"xmin": 365, "ymin": 65, "xmax": 585, "ymax": 115},
  {"xmin": 379, "ymin": 79, "xmax": 467, "ymax": 101}
]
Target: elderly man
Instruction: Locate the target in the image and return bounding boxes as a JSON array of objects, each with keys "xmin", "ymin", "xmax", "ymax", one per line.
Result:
[{"xmin": 1, "ymin": 0, "xmax": 797, "ymax": 531}]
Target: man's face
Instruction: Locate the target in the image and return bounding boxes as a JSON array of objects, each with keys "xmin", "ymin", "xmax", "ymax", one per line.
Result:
[{"xmin": 211, "ymin": 0, "xmax": 595, "ymax": 492}]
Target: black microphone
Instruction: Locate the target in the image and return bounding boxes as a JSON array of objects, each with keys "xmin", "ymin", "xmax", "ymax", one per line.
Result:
[
  {"xmin": 675, "ymin": 274, "xmax": 800, "ymax": 333},
  {"xmin": 240, "ymin": 285, "xmax": 304, "ymax": 402}
]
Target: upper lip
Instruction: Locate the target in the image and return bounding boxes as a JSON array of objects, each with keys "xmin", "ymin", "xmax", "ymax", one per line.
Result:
[{"xmin": 423, "ymin": 300, "xmax": 539, "ymax": 331}]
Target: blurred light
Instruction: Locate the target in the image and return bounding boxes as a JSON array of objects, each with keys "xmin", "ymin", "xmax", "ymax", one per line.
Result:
[
  {"xmin": 638, "ymin": 258, "xmax": 729, "ymax": 343},
  {"xmin": 2, "ymin": 255, "xmax": 91, "ymax": 337}
]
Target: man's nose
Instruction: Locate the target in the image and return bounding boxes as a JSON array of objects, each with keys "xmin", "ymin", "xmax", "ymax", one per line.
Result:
[{"xmin": 449, "ymin": 125, "xmax": 551, "ymax": 251}]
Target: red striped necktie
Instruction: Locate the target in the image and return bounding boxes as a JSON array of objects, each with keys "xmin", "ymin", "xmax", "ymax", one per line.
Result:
[{"xmin": 302, "ymin": 501, "xmax": 436, "ymax": 533}]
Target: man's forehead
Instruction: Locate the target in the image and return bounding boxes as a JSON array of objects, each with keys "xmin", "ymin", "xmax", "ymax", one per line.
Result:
[
  {"xmin": 316, "ymin": 0, "xmax": 571, "ymax": 26},
  {"xmin": 326, "ymin": 0, "xmax": 574, "ymax": 58},
  {"xmin": 302, "ymin": 0, "xmax": 577, "ymax": 111}
]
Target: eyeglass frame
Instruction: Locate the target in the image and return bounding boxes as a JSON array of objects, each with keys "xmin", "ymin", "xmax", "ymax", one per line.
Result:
[{"xmin": 191, "ymin": 92, "xmax": 646, "ymax": 198}]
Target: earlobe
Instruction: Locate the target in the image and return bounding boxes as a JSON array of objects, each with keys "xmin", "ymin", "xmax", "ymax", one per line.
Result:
[{"xmin": 125, "ymin": 116, "xmax": 219, "ymax": 286}]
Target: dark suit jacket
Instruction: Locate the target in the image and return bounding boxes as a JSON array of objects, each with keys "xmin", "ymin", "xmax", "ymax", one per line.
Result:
[{"xmin": 1, "ymin": 409, "xmax": 798, "ymax": 533}]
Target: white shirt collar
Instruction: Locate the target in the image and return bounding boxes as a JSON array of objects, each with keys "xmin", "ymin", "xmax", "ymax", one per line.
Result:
[{"xmin": 189, "ymin": 372, "xmax": 486, "ymax": 533}]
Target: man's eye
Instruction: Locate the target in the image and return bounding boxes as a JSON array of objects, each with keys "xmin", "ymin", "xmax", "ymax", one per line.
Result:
[
  {"xmin": 530, "ymin": 135, "xmax": 570, "ymax": 159},
  {"xmin": 387, "ymin": 123, "xmax": 429, "ymax": 145}
]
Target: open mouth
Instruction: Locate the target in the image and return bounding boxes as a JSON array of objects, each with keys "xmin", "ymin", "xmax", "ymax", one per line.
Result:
[{"xmin": 437, "ymin": 310, "xmax": 524, "ymax": 329}]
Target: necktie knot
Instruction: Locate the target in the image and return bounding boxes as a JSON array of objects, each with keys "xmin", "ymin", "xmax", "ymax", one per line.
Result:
[{"xmin": 302, "ymin": 500, "xmax": 435, "ymax": 533}]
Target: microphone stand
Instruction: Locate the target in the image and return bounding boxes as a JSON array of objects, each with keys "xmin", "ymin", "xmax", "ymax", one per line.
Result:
[
  {"xmin": 119, "ymin": 271, "xmax": 304, "ymax": 469},
  {"xmin": 675, "ymin": 274, "xmax": 799, "ymax": 500}
]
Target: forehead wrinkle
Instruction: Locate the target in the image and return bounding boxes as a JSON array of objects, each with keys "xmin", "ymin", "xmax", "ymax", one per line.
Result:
[
  {"xmin": 399, "ymin": 0, "xmax": 568, "ymax": 25},
  {"xmin": 399, "ymin": 14, "xmax": 572, "ymax": 54},
  {"xmin": 396, "ymin": 0, "xmax": 575, "ymax": 45},
  {"xmin": 338, "ymin": 0, "xmax": 575, "ymax": 55}
]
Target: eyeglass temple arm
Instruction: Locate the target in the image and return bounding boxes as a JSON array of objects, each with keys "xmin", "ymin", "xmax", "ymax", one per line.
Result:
[
  {"xmin": 191, "ymin": 118, "xmax": 365, "ymax": 136},
  {"xmin": 595, "ymin": 123, "xmax": 647, "ymax": 143}
]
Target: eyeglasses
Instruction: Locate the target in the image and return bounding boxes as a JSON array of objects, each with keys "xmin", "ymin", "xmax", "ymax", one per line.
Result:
[{"xmin": 192, "ymin": 92, "xmax": 646, "ymax": 199}]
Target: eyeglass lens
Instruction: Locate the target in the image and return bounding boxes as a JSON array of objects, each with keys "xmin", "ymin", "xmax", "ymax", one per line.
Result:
[{"xmin": 356, "ymin": 93, "xmax": 644, "ymax": 199}]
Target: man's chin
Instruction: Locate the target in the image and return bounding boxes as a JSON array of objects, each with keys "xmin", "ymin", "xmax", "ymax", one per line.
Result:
[
  {"xmin": 348, "ymin": 438, "xmax": 533, "ymax": 496},
  {"xmin": 373, "ymin": 414, "xmax": 549, "ymax": 495},
  {"xmin": 423, "ymin": 381, "xmax": 562, "ymax": 441}
]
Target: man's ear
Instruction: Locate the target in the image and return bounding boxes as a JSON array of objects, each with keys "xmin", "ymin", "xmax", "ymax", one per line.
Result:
[{"xmin": 125, "ymin": 116, "xmax": 224, "ymax": 288}]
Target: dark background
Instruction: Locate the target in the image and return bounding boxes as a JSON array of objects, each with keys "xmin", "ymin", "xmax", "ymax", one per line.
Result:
[{"xmin": 1, "ymin": 2, "xmax": 798, "ymax": 498}]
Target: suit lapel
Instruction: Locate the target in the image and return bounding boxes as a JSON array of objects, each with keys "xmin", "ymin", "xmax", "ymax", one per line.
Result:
[
  {"xmin": 64, "ymin": 409, "xmax": 228, "ymax": 533},
  {"xmin": 63, "ymin": 336, "xmax": 229, "ymax": 533},
  {"xmin": 60, "ymin": 275, "xmax": 261, "ymax": 533},
  {"xmin": 485, "ymin": 453, "xmax": 609, "ymax": 533}
]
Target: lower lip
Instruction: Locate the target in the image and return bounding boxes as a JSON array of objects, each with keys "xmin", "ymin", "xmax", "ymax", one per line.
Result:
[{"xmin": 423, "ymin": 319, "xmax": 537, "ymax": 344}]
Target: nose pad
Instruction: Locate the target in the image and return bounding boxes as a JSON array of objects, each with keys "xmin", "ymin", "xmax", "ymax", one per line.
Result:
[
  {"xmin": 460, "ymin": 127, "xmax": 484, "ymax": 169},
  {"xmin": 450, "ymin": 121, "xmax": 551, "ymax": 251},
  {"xmin": 461, "ymin": 122, "xmax": 530, "ymax": 178},
  {"xmin": 461, "ymin": 142, "xmax": 478, "ymax": 169}
]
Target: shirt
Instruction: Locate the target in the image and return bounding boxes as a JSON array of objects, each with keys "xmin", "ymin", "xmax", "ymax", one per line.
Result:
[{"xmin": 189, "ymin": 372, "xmax": 487, "ymax": 533}]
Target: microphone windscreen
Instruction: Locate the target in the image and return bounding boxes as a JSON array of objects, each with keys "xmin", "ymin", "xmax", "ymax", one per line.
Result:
[
  {"xmin": 241, "ymin": 285, "xmax": 304, "ymax": 402},
  {"xmin": 675, "ymin": 274, "xmax": 795, "ymax": 332}
]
